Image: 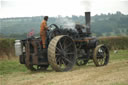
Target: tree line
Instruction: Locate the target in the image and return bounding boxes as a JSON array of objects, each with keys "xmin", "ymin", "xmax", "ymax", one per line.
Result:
[{"xmin": 0, "ymin": 11, "xmax": 128, "ymax": 39}]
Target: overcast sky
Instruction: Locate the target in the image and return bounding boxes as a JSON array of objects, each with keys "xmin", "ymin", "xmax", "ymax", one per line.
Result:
[{"xmin": 0, "ymin": 0, "xmax": 128, "ymax": 18}]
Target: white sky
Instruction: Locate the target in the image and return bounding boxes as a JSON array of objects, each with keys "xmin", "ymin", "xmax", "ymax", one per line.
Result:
[{"xmin": 0, "ymin": 0, "xmax": 128, "ymax": 18}]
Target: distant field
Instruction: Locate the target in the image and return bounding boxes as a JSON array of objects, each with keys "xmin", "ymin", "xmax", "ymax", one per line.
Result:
[{"xmin": 0, "ymin": 50, "xmax": 128, "ymax": 85}]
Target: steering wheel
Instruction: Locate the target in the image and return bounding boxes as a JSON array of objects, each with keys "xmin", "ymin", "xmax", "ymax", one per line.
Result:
[
  {"xmin": 48, "ymin": 24, "xmax": 59, "ymax": 31},
  {"xmin": 47, "ymin": 24, "xmax": 61, "ymax": 40}
]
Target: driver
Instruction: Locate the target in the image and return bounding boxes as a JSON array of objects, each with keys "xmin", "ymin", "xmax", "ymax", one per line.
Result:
[{"xmin": 40, "ymin": 16, "xmax": 48, "ymax": 49}]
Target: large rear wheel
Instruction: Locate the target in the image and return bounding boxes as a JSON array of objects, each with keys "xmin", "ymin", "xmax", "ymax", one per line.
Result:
[{"xmin": 48, "ymin": 35, "xmax": 76, "ymax": 72}]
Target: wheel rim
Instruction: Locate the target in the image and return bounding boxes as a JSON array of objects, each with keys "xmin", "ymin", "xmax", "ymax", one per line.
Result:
[
  {"xmin": 48, "ymin": 35, "xmax": 76, "ymax": 72},
  {"xmin": 93, "ymin": 44, "xmax": 109, "ymax": 66}
]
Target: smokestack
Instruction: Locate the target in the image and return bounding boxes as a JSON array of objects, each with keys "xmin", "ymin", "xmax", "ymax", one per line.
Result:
[{"xmin": 85, "ymin": 12, "xmax": 91, "ymax": 34}]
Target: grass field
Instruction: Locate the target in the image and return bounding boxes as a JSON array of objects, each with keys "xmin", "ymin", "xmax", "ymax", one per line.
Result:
[{"xmin": 0, "ymin": 50, "xmax": 128, "ymax": 85}]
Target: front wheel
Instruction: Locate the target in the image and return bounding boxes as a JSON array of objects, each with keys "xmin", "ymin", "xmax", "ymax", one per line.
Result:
[{"xmin": 93, "ymin": 44, "xmax": 109, "ymax": 66}]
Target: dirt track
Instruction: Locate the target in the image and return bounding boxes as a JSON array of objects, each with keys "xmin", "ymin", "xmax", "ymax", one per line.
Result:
[{"xmin": 1, "ymin": 60, "xmax": 128, "ymax": 85}]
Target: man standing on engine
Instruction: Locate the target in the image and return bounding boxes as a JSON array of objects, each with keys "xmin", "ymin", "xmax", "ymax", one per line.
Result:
[{"xmin": 40, "ymin": 16, "xmax": 48, "ymax": 49}]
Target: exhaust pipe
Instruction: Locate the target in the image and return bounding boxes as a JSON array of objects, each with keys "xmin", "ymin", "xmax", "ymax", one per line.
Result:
[{"xmin": 85, "ymin": 12, "xmax": 91, "ymax": 34}]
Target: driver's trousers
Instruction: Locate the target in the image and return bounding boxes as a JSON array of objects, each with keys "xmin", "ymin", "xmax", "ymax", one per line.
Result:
[{"xmin": 40, "ymin": 31, "xmax": 46, "ymax": 48}]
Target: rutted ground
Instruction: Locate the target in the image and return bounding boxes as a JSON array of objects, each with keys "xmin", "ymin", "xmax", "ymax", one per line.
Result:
[{"xmin": 1, "ymin": 59, "xmax": 128, "ymax": 85}]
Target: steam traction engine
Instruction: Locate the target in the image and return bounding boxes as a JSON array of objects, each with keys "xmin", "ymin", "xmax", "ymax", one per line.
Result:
[{"xmin": 18, "ymin": 12, "xmax": 109, "ymax": 72}]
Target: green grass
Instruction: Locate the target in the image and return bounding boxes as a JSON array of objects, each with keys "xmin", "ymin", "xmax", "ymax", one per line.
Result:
[
  {"xmin": 0, "ymin": 50, "xmax": 128, "ymax": 75},
  {"xmin": 0, "ymin": 59, "xmax": 27, "ymax": 75},
  {"xmin": 111, "ymin": 83, "xmax": 128, "ymax": 85},
  {"xmin": 110, "ymin": 50, "xmax": 128, "ymax": 60}
]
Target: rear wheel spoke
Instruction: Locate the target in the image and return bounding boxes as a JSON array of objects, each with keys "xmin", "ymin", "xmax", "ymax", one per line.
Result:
[
  {"xmin": 58, "ymin": 57, "xmax": 62, "ymax": 66},
  {"xmin": 62, "ymin": 59, "xmax": 67, "ymax": 66},
  {"xmin": 65, "ymin": 42, "xmax": 72, "ymax": 50},
  {"xmin": 59, "ymin": 42, "xmax": 64, "ymax": 50},
  {"xmin": 56, "ymin": 47, "xmax": 62, "ymax": 52},
  {"xmin": 56, "ymin": 53, "xmax": 61, "ymax": 56},
  {"xmin": 66, "ymin": 53, "xmax": 74, "ymax": 55},
  {"xmin": 62, "ymin": 57, "xmax": 73, "ymax": 64}
]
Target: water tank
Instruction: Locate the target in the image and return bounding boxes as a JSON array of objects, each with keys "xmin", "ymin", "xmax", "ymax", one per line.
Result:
[{"xmin": 15, "ymin": 40, "xmax": 22, "ymax": 56}]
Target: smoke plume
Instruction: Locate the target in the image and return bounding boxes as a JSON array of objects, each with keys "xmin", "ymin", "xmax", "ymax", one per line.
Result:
[
  {"xmin": 81, "ymin": 0, "xmax": 91, "ymax": 12},
  {"xmin": 56, "ymin": 17, "xmax": 75, "ymax": 29}
]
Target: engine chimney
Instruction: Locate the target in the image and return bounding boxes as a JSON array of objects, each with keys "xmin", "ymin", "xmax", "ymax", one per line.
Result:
[{"xmin": 85, "ymin": 12, "xmax": 91, "ymax": 34}]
